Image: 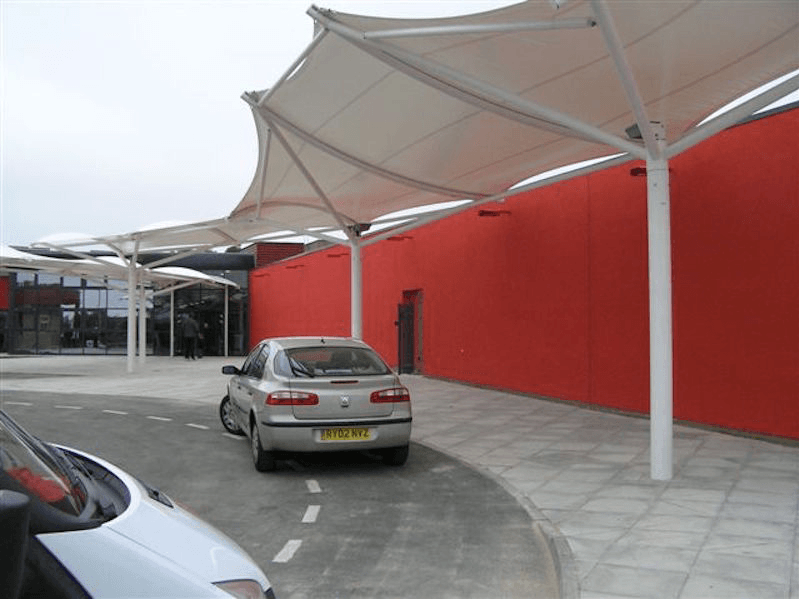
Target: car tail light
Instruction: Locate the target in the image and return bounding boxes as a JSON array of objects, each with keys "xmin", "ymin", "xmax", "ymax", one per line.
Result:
[
  {"xmin": 370, "ymin": 387, "xmax": 410, "ymax": 403},
  {"xmin": 266, "ymin": 391, "xmax": 319, "ymax": 406}
]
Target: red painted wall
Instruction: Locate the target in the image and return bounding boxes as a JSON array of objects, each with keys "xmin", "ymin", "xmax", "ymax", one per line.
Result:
[{"xmin": 249, "ymin": 109, "xmax": 798, "ymax": 439}]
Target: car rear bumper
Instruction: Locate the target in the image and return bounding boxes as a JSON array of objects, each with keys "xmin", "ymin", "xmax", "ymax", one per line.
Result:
[{"xmin": 257, "ymin": 418, "xmax": 412, "ymax": 452}]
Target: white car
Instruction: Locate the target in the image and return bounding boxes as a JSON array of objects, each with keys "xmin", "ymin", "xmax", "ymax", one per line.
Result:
[{"xmin": 0, "ymin": 410, "xmax": 273, "ymax": 598}]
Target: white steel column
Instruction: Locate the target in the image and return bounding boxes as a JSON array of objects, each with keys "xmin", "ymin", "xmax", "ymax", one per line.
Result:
[
  {"xmin": 138, "ymin": 284, "xmax": 147, "ymax": 365},
  {"xmin": 224, "ymin": 286, "xmax": 230, "ymax": 357},
  {"xmin": 351, "ymin": 241, "xmax": 363, "ymax": 339},
  {"xmin": 126, "ymin": 251, "xmax": 138, "ymax": 373},
  {"xmin": 170, "ymin": 289, "xmax": 175, "ymax": 357},
  {"xmin": 647, "ymin": 131, "xmax": 673, "ymax": 480}
]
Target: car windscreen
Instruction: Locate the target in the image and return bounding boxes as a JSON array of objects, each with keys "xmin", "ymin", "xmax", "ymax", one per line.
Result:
[
  {"xmin": 0, "ymin": 411, "xmax": 87, "ymax": 517},
  {"xmin": 274, "ymin": 346, "xmax": 391, "ymax": 378}
]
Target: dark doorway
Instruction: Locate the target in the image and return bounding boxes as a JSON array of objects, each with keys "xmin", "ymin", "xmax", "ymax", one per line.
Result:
[{"xmin": 397, "ymin": 289, "xmax": 423, "ymax": 374}]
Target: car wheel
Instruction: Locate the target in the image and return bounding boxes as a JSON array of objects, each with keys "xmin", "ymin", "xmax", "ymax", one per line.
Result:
[
  {"xmin": 219, "ymin": 395, "xmax": 244, "ymax": 435},
  {"xmin": 381, "ymin": 444, "xmax": 409, "ymax": 466},
  {"xmin": 251, "ymin": 422, "xmax": 276, "ymax": 472}
]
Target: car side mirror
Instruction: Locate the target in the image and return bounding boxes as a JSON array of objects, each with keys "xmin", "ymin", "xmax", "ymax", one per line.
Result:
[
  {"xmin": 0, "ymin": 490, "xmax": 31, "ymax": 598},
  {"xmin": 222, "ymin": 366, "xmax": 241, "ymax": 375}
]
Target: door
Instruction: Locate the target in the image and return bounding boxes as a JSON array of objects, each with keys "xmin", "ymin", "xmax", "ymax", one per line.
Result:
[{"xmin": 397, "ymin": 303, "xmax": 414, "ymax": 374}]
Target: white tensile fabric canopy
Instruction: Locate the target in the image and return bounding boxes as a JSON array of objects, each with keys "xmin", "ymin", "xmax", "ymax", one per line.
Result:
[{"xmin": 232, "ymin": 0, "xmax": 797, "ymax": 239}]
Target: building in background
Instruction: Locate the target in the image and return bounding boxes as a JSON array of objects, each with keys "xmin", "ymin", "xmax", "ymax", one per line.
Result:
[{"xmin": 0, "ymin": 243, "xmax": 303, "ymax": 357}]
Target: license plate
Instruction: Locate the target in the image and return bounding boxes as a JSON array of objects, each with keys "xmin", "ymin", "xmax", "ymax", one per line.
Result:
[{"xmin": 320, "ymin": 427, "xmax": 371, "ymax": 441}]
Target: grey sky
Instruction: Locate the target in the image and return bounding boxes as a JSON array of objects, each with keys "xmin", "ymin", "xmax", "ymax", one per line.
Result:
[{"xmin": 1, "ymin": 1, "xmax": 512, "ymax": 247}]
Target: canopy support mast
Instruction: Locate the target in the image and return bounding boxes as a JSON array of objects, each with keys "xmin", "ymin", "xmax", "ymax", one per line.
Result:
[
  {"xmin": 138, "ymin": 284, "xmax": 147, "ymax": 365},
  {"xmin": 592, "ymin": 0, "xmax": 674, "ymax": 479},
  {"xmin": 646, "ymin": 132, "xmax": 673, "ymax": 481},
  {"xmin": 126, "ymin": 240, "xmax": 139, "ymax": 373},
  {"xmin": 351, "ymin": 240, "xmax": 363, "ymax": 339}
]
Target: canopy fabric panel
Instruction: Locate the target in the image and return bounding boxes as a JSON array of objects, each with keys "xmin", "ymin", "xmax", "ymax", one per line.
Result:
[
  {"xmin": 231, "ymin": 0, "xmax": 797, "ymax": 236},
  {"xmin": 1, "ymin": 245, "xmax": 135, "ymax": 282},
  {"xmin": 0, "ymin": 245, "xmax": 236, "ymax": 290}
]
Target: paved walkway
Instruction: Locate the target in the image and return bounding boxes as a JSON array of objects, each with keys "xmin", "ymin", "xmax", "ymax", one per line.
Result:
[{"xmin": 1, "ymin": 354, "xmax": 797, "ymax": 598}]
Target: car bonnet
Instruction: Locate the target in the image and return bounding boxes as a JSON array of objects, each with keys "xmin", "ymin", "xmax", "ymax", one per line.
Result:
[{"xmin": 44, "ymin": 447, "xmax": 270, "ymax": 594}]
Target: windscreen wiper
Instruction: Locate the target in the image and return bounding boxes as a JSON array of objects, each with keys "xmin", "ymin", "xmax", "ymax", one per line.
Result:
[
  {"xmin": 289, "ymin": 359, "xmax": 315, "ymax": 378},
  {"xmin": 50, "ymin": 446, "xmax": 118, "ymax": 520}
]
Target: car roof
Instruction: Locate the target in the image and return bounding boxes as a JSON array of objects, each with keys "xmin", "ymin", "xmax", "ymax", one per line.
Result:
[{"xmin": 264, "ymin": 336, "xmax": 371, "ymax": 350}]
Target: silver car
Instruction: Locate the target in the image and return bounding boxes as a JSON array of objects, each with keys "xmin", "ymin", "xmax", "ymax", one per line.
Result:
[{"xmin": 219, "ymin": 337, "xmax": 412, "ymax": 471}]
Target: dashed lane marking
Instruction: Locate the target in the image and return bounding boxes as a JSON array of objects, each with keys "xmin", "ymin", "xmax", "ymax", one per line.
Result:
[
  {"xmin": 55, "ymin": 405, "xmax": 83, "ymax": 410},
  {"xmin": 186, "ymin": 423, "xmax": 210, "ymax": 430},
  {"xmin": 302, "ymin": 505, "xmax": 320, "ymax": 523},
  {"xmin": 2, "ymin": 401, "xmax": 33, "ymax": 407},
  {"xmin": 103, "ymin": 409, "xmax": 128, "ymax": 415},
  {"xmin": 146, "ymin": 415, "xmax": 172, "ymax": 422},
  {"xmin": 273, "ymin": 540, "xmax": 302, "ymax": 563},
  {"xmin": 223, "ymin": 433, "xmax": 245, "ymax": 441},
  {"xmin": 306, "ymin": 479, "xmax": 322, "ymax": 494}
]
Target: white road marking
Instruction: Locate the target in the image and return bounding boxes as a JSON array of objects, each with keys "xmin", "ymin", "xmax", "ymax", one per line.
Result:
[
  {"xmin": 223, "ymin": 433, "xmax": 246, "ymax": 441},
  {"xmin": 146, "ymin": 415, "xmax": 172, "ymax": 422},
  {"xmin": 103, "ymin": 409, "xmax": 128, "ymax": 415},
  {"xmin": 3, "ymin": 401, "xmax": 33, "ymax": 407},
  {"xmin": 306, "ymin": 479, "xmax": 322, "ymax": 494},
  {"xmin": 54, "ymin": 405, "xmax": 83, "ymax": 410},
  {"xmin": 186, "ymin": 423, "xmax": 210, "ymax": 430},
  {"xmin": 302, "ymin": 505, "xmax": 320, "ymax": 523},
  {"xmin": 273, "ymin": 540, "xmax": 302, "ymax": 563}
]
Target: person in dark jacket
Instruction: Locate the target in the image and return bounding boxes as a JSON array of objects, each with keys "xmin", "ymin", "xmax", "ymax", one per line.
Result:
[{"xmin": 182, "ymin": 313, "xmax": 199, "ymax": 360}]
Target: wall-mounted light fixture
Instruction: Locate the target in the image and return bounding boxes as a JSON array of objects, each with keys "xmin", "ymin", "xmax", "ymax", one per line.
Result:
[{"xmin": 478, "ymin": 209, "xmax": 511, "ymax": 217}]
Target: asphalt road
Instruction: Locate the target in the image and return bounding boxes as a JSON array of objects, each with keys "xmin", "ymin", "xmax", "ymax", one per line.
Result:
[{"xmin": 3, "ymin": 389, "xmax": 558, "ymax": 598}]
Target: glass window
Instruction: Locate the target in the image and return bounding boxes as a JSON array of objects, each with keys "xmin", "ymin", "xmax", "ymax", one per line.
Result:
[
  {"xmin": 247, "ymin": 345, "xmax": 270, "ymax": 379},
  {"xmin": 240, "ymin": 343, "xmax": 262, "ymax": 376},
  {"xmin": 16, "ymin": 272, "xmax": 35, "ymax": 285},
  {"xmin": 81, "ymin": 289, "xmax": 106, "ymax": 310},
  {"xmin": 107, "ymin": 287, "xmax": 128, "ymax": 310},
  {"xmin": 0, "ymin": 413, "xmax": 87, "ymax": 517},
  {"xmin": 275, "ymin": 346, "xmax": 390, "ymax": 378},
  {"xmin": 37, "ymin": 274, "xmax": 61, "ymax": 285}
]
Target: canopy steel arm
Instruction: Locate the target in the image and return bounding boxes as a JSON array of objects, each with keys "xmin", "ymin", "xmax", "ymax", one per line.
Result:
[
  {"xmin": 29, "ymin": 242, "xmax": 120, "ymax": 267},
  {"xmin": 238, "ymin": 215, "xmax": 351, "ymax": 246},
  {"xmin": 361, "ymin": 153, "xmax": 634, "ymax": 247},
  {"xmin": 591, "ymin": 0, "xmax": 661, "ymax": 159},
  {"xmin": 667, "ymin": 76, "xmax": 798, "ymax": 159},
  {"xmin": 308, "ymin": 6, "xmax": 648, "ymax": 159},
  {"xmin": 258, "ymin": 113, "xmax": 357, "ymax": 242},
  {"xmin": 144, "ymin": 248, "xmax": 210, "ymax": 269},
  {"xmin": 151, "ymin": 280, "xmax": 200, "ymax": 296},
  {"xmin": 361, "ymin": 17, "xmax": 596, "ymax": 40},
  {"xmin": 255, "ymin": 28, "xmax": 329, "ymax": 107},
  {"xmin": 247, "ymin": 101, "xmax": 488, "ymax": 201}
]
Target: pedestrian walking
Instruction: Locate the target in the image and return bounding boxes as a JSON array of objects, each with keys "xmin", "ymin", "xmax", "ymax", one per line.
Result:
[{"xmin": 182, "ymin": 313, "xmax": 199, "ymax": 360}]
